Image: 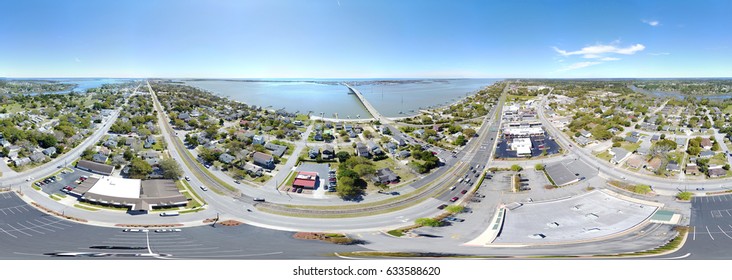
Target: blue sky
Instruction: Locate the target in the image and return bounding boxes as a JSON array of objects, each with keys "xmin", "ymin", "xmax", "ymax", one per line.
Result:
[{"xmin": 1, "ymin": 0, "xmax": 730, "ymax": 78}]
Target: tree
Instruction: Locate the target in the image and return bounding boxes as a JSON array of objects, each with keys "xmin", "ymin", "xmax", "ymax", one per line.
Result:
[
  {"xmin": 415, "ymin": 217, "xmax": 442, "ymax": 227},
  {"xmin": 510, "ymin": 164, "xmax": 523, "ymax": 172},
  {"xmin": 453, "ymin": 135, "xmax": 466, "ymax": 146},
  {"xmin": 129, "ymin": 158, "xmax": 152, "ymax": 179},
  {"xmin": 462, "ymin": 128, "xmax": 476, "ymax": 138},
  {"xmin": 81, "ymin": 148, "xmax": 96, "ymax": 160},
  {"xmin": 336, "ymin": 176, "xmax": 360, "ymax": 199},
  {"xmin": 534, "ymin": 164, "xmax": 545, "ymax": 171},
  {"xmin": 353, "ymin": 164, "xmax": 375, "ymax": 177},
  {"xmin": 159, "ymin": 158, "xmax": 183, "ymax": 179},
  {"xmin": 445, "ymin": 205, "xmax": 464, "ymax": 214},
  {"xmin": 336, "ymin": 151, "xmax": 351, "ymax": 163},
  {"xmin": 173, "ymin": 119, "xmax": 186, "ymax": 128},
  {"xmin": 363, "ymin": 130, "xmax": 373, "ymax": 139},
  {"xmin": 676, "ymin": 191, "xmax": 693, "ymax": 201}
]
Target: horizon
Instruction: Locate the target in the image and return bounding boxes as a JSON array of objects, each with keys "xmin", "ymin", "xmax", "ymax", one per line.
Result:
[{"xmin": 2, "ymin": 0, "xmax": 731, "ymax": 78}]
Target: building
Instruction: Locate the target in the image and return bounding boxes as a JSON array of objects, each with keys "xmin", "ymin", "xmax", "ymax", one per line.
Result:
[
  {"xmin": 240, "ymin": 162, "xmax": 264, "ymax": 177},
  {"xmin": 609, "ymin": 147, "xmax": 631, "ymax": 165},
  {"xmin": 579, "ymin": 129, "xmax": 592, "ymax": 138},
  {"xmin": 647, "ymin": 157, "xmax": 663, "ymax": 172},
  {"xmin": 321, "ymin": 145, "xmax": 335, "ymax": 160},
  {"xmin": 92, "ymin": 153, "xmax": 108, "ymax": 163},
  {"xmin": 264, "ymin": 142, "xmax": 287, "ymax": 158},
  {"xmin": 13, "ymin": 157, "xmax": 31, "ymax": 167},
  {"xmin": 701, "ymin": 138, "xmax": 713, "ymax": 150},
  {"xmin": 373, "ymin": 168, "xmax": 399, "ymax": 184},
  {"xmin": 76, "ymin": 160, "xmax": 115, "ymax": 176},
  {"xmin": 77, "ymin": 177, "xmax": 187, "ymax": 212},
  {"xmin": 252, "ymin": 135, "xmax": 266, "ymax": 145},
  {"xmin": 625, "ymin": 136, "xmax": 640, "ymax": 144},
  {"xmin": 219, "ymin": 153, "xmax": 236, "ymax": 164},
  {"xmin": 686, "ymin": 163, "xmax": 700, "ymax": 175},
  {"xmin": 510, "ymin": 138, "xmax": 533, "ymax": 157},
  {"xmin": 708, "ymin": 166, "xmax": 727, "ymax": 177},
  {"xmin": 666, "ymin": 161, "xmax": 681, "ymax": 172},
  {"xmin": 626, "ymin": 155, "xmax": 645, "ymax": 169},
  {"xmin": 29, "ymin": 152, "xmax": 45, "ymax": 162},
  {"xmin": 252, "ymin": 152, "xmax": 274, "ymax": 169},
  {"xmin": 503, "ymin": 127, "xmax": 544, "ymax": 139},
  {"xmin": 544, "ymin": 162, "xmax": 579, "ymax": 187},
  {"xmin": 699, "ymin": 150, "xmax": 716, "ymax": 158},
  {"xmin": 42, "ymin": 147, "xmax": 56, "ymax": 156},
  {"xmin": 308, "ymin": 148, "xmax": 319, "ymax": 159},
  {"xmin": 355, "ymin": 142, "xmax": 370, "ymax": 158},
  {"xmin": 575, "ymin": 135, "xmax": 592, "ymax": 146},
  {"xmin": 292, "ymin": 171, "xmax": 318, "ymax": 189},
  {"xmin": 397, "ymin": 150, "xmax": 411, "ymax": 159}
]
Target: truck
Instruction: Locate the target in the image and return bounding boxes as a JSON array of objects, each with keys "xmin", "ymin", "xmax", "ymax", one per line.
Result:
[{"xmin": 159, "ymin": 211, "xmax": 179, "ymax": 217}]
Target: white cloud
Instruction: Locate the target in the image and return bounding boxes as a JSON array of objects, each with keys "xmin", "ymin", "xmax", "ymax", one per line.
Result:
[
  {"xmin": 553, "ymin": 43, "xmax": 646, "ymax": 57},
  {"xmin": 643, "ymin": 19, "xmax": 660, "ymax": 27},
  {"xmin": 559, "ymin": 61, "xmax": 603, "ymax": 72},
  {"xmin": 599, "ymin": 57, "xmax": 620, "ymax": 61}
]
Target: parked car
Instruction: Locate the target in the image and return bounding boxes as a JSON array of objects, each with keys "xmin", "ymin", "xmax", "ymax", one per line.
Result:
[
  {"xmin": 123, "ymin": 229, "xmax": 149, "ymax": 232},
  {"xmin": 155, "ymin": 229, "xmax": 182, "ymax": 233}
]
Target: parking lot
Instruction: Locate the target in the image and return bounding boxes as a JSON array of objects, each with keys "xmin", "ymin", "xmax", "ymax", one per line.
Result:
[
  {"xmin": 495, "ymin": 133, "xmax": 561, "ymax": 159},
  {"xmin": 681, "ymin": 194, "xmax": 732, "ymax": 259},
  {"xmin": 36, "ymin": 168, "xmax": 94, "ymax": 197},
  {"xmin": 0, "ymin": 191, "xmax": 76, "ymax": 239}
]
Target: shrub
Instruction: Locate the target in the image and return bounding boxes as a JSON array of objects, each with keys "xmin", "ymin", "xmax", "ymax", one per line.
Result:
[{"xmin": 676, "ymin": 191, "xmax": 693, "ymax": 201}]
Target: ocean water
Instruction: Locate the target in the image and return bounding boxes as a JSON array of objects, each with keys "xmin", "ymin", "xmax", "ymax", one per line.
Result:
[{"xmin": 184, "ymin": 79, "xmax": 499, "ymax": 118}]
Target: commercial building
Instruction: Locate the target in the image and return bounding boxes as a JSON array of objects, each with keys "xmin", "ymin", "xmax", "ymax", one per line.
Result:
[{"xmin": 292, "ymin": 171, "xmax": 318, "ymax": 189}]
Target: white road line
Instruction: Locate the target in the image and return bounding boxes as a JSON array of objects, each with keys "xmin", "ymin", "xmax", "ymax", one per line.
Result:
[
  {"xmin": 6, "ymin": 207, "xmax": 14, "ymax": 214},
  {"xmin": 661, "ymin": 253, "xmax": 691, "ymax": 260},
  {"xmin": 5, "ymin": 224, "xmax": 32, "ymax": 237},
  {"xmin": 726, "ymin": 210, "xmax": 731, "ymax": 217},
  {"xmin": 718, "ymin": 225, "xmax": 732, "ymax": 239},
  {"xmin": 706, "ymin": 226, "xmax": 715, "ymax": 240},
  {"xmin": 25, "ymin": 221, "xmax": 55, "ymax": 232},
  {"xmin": 34, "ymin": 220, "xmax": 64, "ymax": 230},
  {"xmin": 0, "ymin": 226, "xmax": 18, "ymax": 238},
  {"xmin": 14, "ymin": 223, "xmax": 44, "ymax": 235},
  {"xmin": 693, "ymin": 226, "xmax": 696, "ymax": 240},
  {"xmin": 0, "ymin": 209, "xmax": 7, "ymax": 215}
]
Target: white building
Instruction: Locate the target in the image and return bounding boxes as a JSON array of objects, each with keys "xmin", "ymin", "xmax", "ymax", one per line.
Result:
[{"xmin": 510, "ymin": 138, "xmax": 533, "ymax": 157}]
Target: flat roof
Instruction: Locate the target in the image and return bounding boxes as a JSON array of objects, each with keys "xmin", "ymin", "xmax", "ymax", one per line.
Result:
[
  {"xmin": 76, "ymin": 160, "xmax": 114, "ymax": 175},
  {"xmin": 494, "ymin": 190, "xmax": 658, "ymax": 244},
  {"xmin": 545, "ymin": 162, "xmax": 578, "ymax": 186},
  {"xmin": 87, "ymin": 176, "xmax": 141, "ymax": 199}
]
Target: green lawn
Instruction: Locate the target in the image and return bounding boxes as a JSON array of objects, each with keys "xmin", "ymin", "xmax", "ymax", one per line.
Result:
[
  {"xmin": 709, "ymin": 152, "xmax": 728, "ymax": 166},
  {"xmin": 621, "ymin": 142, "xmax": 641, "ymax": 152},
  {"xmin": 596, "ymin": 151, "xmax": 613, "ymax": 162},
  {"xmin": 723, "ymin": 105, "xmax": 732, "ymax": 114}
]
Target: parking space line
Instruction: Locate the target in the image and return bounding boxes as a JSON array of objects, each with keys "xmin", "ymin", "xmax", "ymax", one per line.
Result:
[
  {"xmin": 24, "ymin": 221, "xmax": 55, "ymax": 232},
  {"xmin": 711, "ymin": 210, "xmax": 723, "ymax": 218},
  {"xmin": 0, "ymin": 209, "xmax": 7, "ymax": 215},
  {"xmin": 706, "ymin": 226, "xmax": 715, "ymax": 240},
  {"xmin": 14, "ymin": 223, "xmax": 45, "ymax": 235},
  {"xmin": 693, "ymin": 226, "xmax": 696, "ymax": 241},
  {"xmin": 726, "ymin": 210, "xmax": 732, "ymax": 217},
  {"xmin": 5, "ymin": 224, "xmax": 32, "ymax": 237},
  {"xmin": 38, "ymin": 217, "xmax": 72, "ymax": 227},
  {"xmin": 34, "ymin": 220, "xmax": 64, "ymax": 230},
  {"xmin": 0, "ymin": 226, "xmax": 17, "ymax": 238},
  {"xmin": 6, "ymin": 207, "xmax": 14, "ymax": 214},
  {"xmin": 718, "ymin": 225, "xmax": 732, "ymax": 239}
]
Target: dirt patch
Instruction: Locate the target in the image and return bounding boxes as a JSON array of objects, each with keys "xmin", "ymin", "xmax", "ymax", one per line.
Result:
[
  {"xmin": 293, "ymin": 232, "xmax": 361, "ymax": 245},
  {"xmin": 218, "ymin": 220, "xmax": 243, "ymax": 226}
]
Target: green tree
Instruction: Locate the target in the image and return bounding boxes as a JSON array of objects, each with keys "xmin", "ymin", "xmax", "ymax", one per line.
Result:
[
  {"xmin": 363, "ymin": 130, "xmax": 373, "ymax": 139},
  {"xmin": 129, "ymin": 157, "xmax": 152, "ymax": 179},
  {"xmin": 336, "ymin": 151, "xmax": 351, "ymax": 163},
  {"xmin": 462, "ymin": 128, "xmax": 476, "ymax": 138},
  {"xmin": 415, "ymin": 217, "xmax": 442, "ymax": 227},
  {"xmin": 353, "ymin": 164, "xmax": 375, "ymax": 177},
  {"xmin": 535, "ymin": 164, "xmax": 545, "ymax": 171},
  {"xmin": 453, "ymin": 135, "xmax": 466, "ymax": 146},
  {"xmin": 159, "ymin": 158, "xmax": 183, "ymax": 179},
  {"xmin": 445, "ymin": 205, "xmax": 464, "ymax": 214},
  {"xmin": 510, "ymin": 164, "xmax": 523, "ymax": 172}
]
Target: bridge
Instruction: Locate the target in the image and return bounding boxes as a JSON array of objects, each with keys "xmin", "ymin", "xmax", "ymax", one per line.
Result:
[{"xmin": 344, "ymin": 83, "xmax": 390, "ymax": 124}]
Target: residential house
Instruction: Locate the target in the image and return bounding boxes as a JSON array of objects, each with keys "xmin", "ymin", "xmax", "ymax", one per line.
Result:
[
  {"xmin": 321, "ymin": 145, "xmax": 335, "ymax": 160},
  {"xmin": 609, "ymin": 147, "xmax": 631, "ymax": 164},
  {"xmin": 253, "ymin": 135, "xmax": 266, "ymax": 145},
  {"xmin": 708, "ymin": 166, "xmax": 727, "ymax": 178},
  {"xmin": 348, "ymin": 131, "xmax": 357, "ymax": 138},
  {"xmin": 308, "ymin": 148, "xmax": 319, "ymax": 159},
  {"xmin": 675, "ymin": 138, "xmax": 687, "ymax": 148},
  {"xmin": 313, "ymin": 131, "xmax": 323, "ymax": 141},
  {"xmin": 241, "ymin": 162, "xmax": 264, "ymax": 177},
  {"xmin": 366, "ymin": 141, "xmax": 383, "ymax": 155},
  {"xmin": 373, "ymin": 168, "xmax": 399, "ymax": 184},
  {"xmin": 252, "ymin": 152, "xmax": 275, "ymax": 169},
  {"xmin": 219, "ymin": 153, "xmax": 236, "ymax": 164},
  {"xmin": 397, "ymin": 150, "xmax": 411, "ymax": 159},
  {"xmin": 701, "ymin": 138, "xmax": 713, "ymax": 150},
  {"xmin": 42, "ymin": 147, "xmax": 56, "ymax": 156},
  {"xmin": 392, "ymin": 134, "xmax": 406, "ymax": 146},
  {"xmin": 264, "ymin": 142, "xmax": 287, "ymax": 158},
  {"xmin": 13, "ymin": 157, "xmax": 31, "ymax": 167},
  {"xmin": 686, "ymin": 163, "xmax": 700, "ymax": 175},
  {"xmin": 104, "ymin": 139, "xmax": 118, "ymax": 148},
  {"xmin": 140, "ymin": 151, "xmax": 160, "ymax": 159},
  {"xmin": 625, "ymin": 136, "xmax": 640, "ymax": 144},
  {"xmin": 651, "ymin": 134, "xmax": 660, "ymax": 141},
  {"xmin": 626, "ymin": 156, "xmax": 644, "ymax": 169},
  {"xmin": 414, "ymin": 129, "xmax": 425, "ymax": 138},
  {"xmin": 666, "ymin": 160, "xmax": 681, "ymax": 173},
  {"xmin": 608, "ymin": 127, "xmax": 620, "ymax": 135},
  {"xmin": 29, "ymin": 152, "xmax": 45, "ymax": 162},
  {"xmin": 355, "ymin": 142, "xmax": 370, "ymax": 158},
  {"xmin": 579, "ymin": 129, "xmax": 592, "ymax": 138},
  {"xmin": 699, "ymin": 150, "xmax": 716, "ymax": 158},
  {"xmin": 575, "ymin": 136, "xmax": 592, "ymax": 146},
  {"xmin": 92, "ymin": 153, "xmax": 108, "ymax": 163}
]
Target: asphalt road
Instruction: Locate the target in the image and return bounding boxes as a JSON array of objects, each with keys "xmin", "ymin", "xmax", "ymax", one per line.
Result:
[{"xmin": 666, "ymin": 194, "xmax": 732, "ymax": 259}]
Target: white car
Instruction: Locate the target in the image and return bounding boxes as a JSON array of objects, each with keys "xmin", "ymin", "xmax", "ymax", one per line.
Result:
[
  {"xmin": 155, "ymin": 229, "xmax": 182, "ymax": 233},
  {"xmin": 123, "ymin": 229, "xmax": 149, "ymax": 233},
  {"xmin": 200, "ymin": 185, "xmax": 208, "ymax": 191}
]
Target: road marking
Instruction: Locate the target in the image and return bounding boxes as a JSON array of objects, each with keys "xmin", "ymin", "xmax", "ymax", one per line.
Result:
[
  {"xmin": 706, "ymin": 226, "xmax": 715, "ymax": 240},
  {"xmin": 34, "ymin": 220, "xmax": 64, "ymax": 230},
  {"xmin": 6, "ymin": 207, "xmax": 14, "ymax": 214},
  {"xmin": 693, "ymin": 226, "xmax": 696, "ymax": 240},
  {"xmin": 5, "ymin": 224, "xmax": 32, "ymax": 237},
  {"xmin": 0, "ymin": 209, "xmax": 6, "ymax": 215},
  {"xmin": 14, "ymin": 223, "xmax": 44, "ymax": 235},
  {"xmin": 718, "ymin": 225, "xmax": 732, "ymax": 239},
  {"xmin": 712, "ymin": 210, "xmax": 723, "ymax": 218},
  {"xmin": 726, "ymin": 210, "xmax": 731, "ymax": 217},
  {"xmin": 0, "ymin": 226, "xmax": 17, "ymax": 238},
  {"xmin": 25, "ymin": 221, "xmax": 55, "ymax": 232}
]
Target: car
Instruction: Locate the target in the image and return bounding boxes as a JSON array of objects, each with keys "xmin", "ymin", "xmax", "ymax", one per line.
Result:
[
  {"xmin": 450, "ymin": 197, "xmax": 459, "ymax": 202},
  {"xmin": 475, "ymin": 173, "xmax": 479, "ymax": 177},
  {"xmin": 234, "ymin": 180, "xmax": 241, "ymax": 184},
  {"xmin": 123, "ymin": 229, "xmax": 150, "ymax": 232},
  {"xmin": 155, "ymin": 229, "xmax": 182, "ymax": 233},
  {"xmin": 253, "ymin": 197, "xmax": 266, "ymax": 202},
  {"xmin": 449, "ymin": 186, "xmax": 456, "ymax": 191},
  {"xmin": 185, "ymin": 176, "xmax": 190, "ymax": 181},
  {"xmin": 390, "ymin": 192, "xmax": 400, "ymax": 195},
  {"xmin": 199, "ymin": 185, "xmax": 208, "ymax": 191},
  {"xmin": 460, "ymin": 190, "xmax": 468, "ymax": 194},
  {"xmin": 297, "ymin": 188, "xmax": 303, "ymax": 193},
  {"xmin": 437, "ymin": 204, "xmax": 448, "ymax": 210},
  {"xmin": 35, "ymin": 182, "xmax": 41, "ymax": 186}
]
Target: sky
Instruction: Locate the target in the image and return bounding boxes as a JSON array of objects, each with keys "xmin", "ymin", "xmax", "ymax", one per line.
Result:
[{"xmin": 1, "ymin": 0, "xmax": 731, "ymax": 78}]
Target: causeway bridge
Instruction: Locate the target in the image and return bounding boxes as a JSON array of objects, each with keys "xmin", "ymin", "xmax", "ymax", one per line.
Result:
[{"xmin": 344, "ymin": 83, "xmax": 390, "ymax": 124}]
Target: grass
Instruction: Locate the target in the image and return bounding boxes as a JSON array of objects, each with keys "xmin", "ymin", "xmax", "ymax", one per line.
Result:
[
  {"xmin": 73, "ymin": 204, "xmax": 100, "ymax": 211},
  {"xmin": 49, "ymin": 194, "xmax": 62, "ymax": 201},
  {"xmin": 709, "ymin": 152, "xmax": 727, "ymax": 166},
  {"xmin": 151, "ymin": 138, "xmax": 165, "ymax": 151},
  {"xmin": 386, "ymin": 229, "xmax": 405, "ymax": 237},
  {"xmin": 596, "ymin": 151, "xmax": 613, "ymax": 161},
  {"xmin": 177, "ymin": 179, "xmax": 205, "ymax": 208},
  {"xmin": 621, "ymin": 142, "xmax": 641, "ymax": 152},
  {"xmin": 281, "ymin": 171, "xmax": 296, "ymax": 188}
]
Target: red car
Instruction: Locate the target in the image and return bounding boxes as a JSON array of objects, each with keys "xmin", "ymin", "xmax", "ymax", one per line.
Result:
[
  {"xmin": 450, "ymin": 197, "xmax": 459, "ymax": 202},
  {"xmin": 460, "ymin": 190, "xmax": 468, "ymax": 194}
]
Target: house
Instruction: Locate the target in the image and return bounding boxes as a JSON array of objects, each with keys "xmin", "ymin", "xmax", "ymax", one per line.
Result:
[
  {"xmin": 675, "ymin": 138, "xmax": 687, "ymax": 148},
  {"xmin": 651, "ymin": 134, "xmax": 660, "ymax": 141},
  {"xmin": 313, "ymin": 131, "xmax": 323, "ymax": 141},
  {"xmin": 308, "ymin": 148, "xmax": 319, "ymax": 159},
  {"xmin": 608, "ymin": 127, "xmax": 619, "ymax": 135},
  {"xmin": 125, "ymin": 137, "xmax": 136, "ymax": 146},
  {"xmin": 701, "ymin": 138, "xmax": 713, "ymax": 150},
  {"xmin": 631, "ymin": 131, "xmax": 640, "ymax": 138},
  {"xmin": 699, "ymin": 150, "xmax": 716, "ymax": 158},
  {"xmin": 666, "ymin": 161, "xmax": 681, "ymax": 172},
  {"xmin": 252, "ymin": 135, "xmax": 266, "ymax": 145},
  {"xmin": 366, "ymin": 141, "xmax": 383, "ymax": 155},
  {"xmin": 626, "ymin": 156, "xmax": 644, "ymax": 169},
  {"xmin": 647, "ymin": 157, "xmax": 663, "ymax": 171},
  {"xmin": 92, "ymin": 153, "xmax": 108, "ymax": 163},
  {"xmin": 397, "ymin": 150, "xmax": 411, "ymax": 159},
  {"xmin": 348, "ymin": 131, "xmax": 357, "ymax": 138},
  {"xmin": 146, "ymin": 158, "xmax": 161, "ymax": 166},
  {"xmin": 579, "ymin": 129, "xmax": 592, "ymax": 138},
  {"xmin": 13, "ymin": 157, "xmax": 31, "ymax": 167},
  {"xmin": 625, "ymin": 136, "xmax": 640, "ymax": 144},
  {"xmin": 609, "ymin": 147, "xmax": 631, "ymax": 164},
  {"xmin": 575, "ymin": 136, "xmax": 592, "ymax": 146},
  {"xmin": 145, "ymin": 135, "xmax": 156, "ymax": 145},
  {"xmin": 373, "ymin": 168, "xmax": 399, "ymax": 184},
  {"xmin": 708, "ymin": 166, "xmax": 727, "ymax": 178},
  {"xmin": 321, "ymin": 145, "xmax": 335, "ymax": 160},
  {"xmin": 240, "ymin": 162, "xmax": 264, "ymax": 177},
  {"xmin": 392, "ymin": 134, "xmax": 406, "ymax": 146},
  {"xmin": 637, "ymin": 146, "xmax": 651, "ymax": 156},
  {"xmin": 355, "ymin": 142, "xmax": 370, "ymax": 158},
  {"xmin": 219, "ymin": 153, "xmax": 236, "ymax": 164},
  {"xmin": 686, "ymin": 163, "xmax": 700, "ymax": 175},
  {"xmin": 264, "ymin": 142, "xmax": 287, "ymax": 158},
  {"xmin": 414, "ymin": 129, "xmax": 425, "ymax": 138},
  {"xmin": 104, "ymin": 139, "xmax": 118, "ymax": 148},
  {"xmin": 29, "ymin": 152, "xmax": 45, "ymax": 162},
  {"xmin": 76, "ymin": 160, "xmax": 114, "ymax": 176},
  {"xmin": 42, "ymin": 147, "xmax": 56, "ymax": 156},
  {"xmin": 140, "ymin": 151, "xmax": 160, "ymax": 159},
  {"xmin": 178, "ymin": 112, "xmax": 191, "ymax": 121},
  {"xmin": 252, "ymin": 152, "xmax": 275, "ymax": 169},
  {"xmin": 385, "ymin": 142, "xmax": 397, "ymax": 153}
]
